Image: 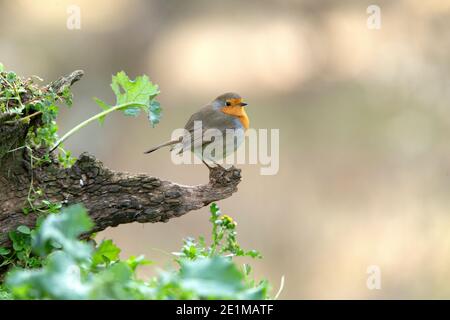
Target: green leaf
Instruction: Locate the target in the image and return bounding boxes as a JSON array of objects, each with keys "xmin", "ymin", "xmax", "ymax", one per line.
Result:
[
  {"xmin": 148, "ymin": 100, "xmax": 161, "ymax": 126},
  {"xmin": 60, "ymin": 87, "xmax": 73, "ymax": 107},
  {"xmin": 0, "ymin": 63, "xmax": 4, "ymax": 72},
  {"xmin": 89, "ymin": 262, "xmax": 133, "ymax": 299},
  {"xmin": 16, "ymin": 251, "xmax": 27, "ymax": 262},
  {"xmin": 110, "ymin": 71, "xmax": 159, "ymax": 117},
  {"xmin": 17, "ymin": 226, "xmax": 31, "ymax": 235},
  {"xmin": 3, "ymin": 200, "xmax": 267, "ymax": 300},
  {"xmin": 210, "ymin": 202, "xmax": 220, "ymax": 221},
  {"xmin": 92, "ymin": 240, "xmax": 121, "ymax": 266},
  {"xmin": 6, "ymin": 251, "xmax": 90, "ymax": 300},
  {"xmin": 6, "ymin": 72, "xmax": 16, "ymax": 82},
  {"xmin": 12, "ymin": 242, "xmax": 23, "ymax": 252},
  {"xmin": 93, "ymin": 97, "xmax": 110, "ymax": 125},
  {"xmin": 90, "ymin": 72, "xmax": 161, "ymax": 128},
  {"xmin": 9, "ymin": 232, "xmax": 26, "ymax": 252},
  {"xmin": 237, "ymin": 284, "xmax": 267, "ymax": 300},
  {"xmin": 126, "ymin": 255, "xmax": 152, "ymax": 272},
  {"xmin": 245, "ymin": 250, "xmax": 262, "ymax": 259},
  {"xmin": 178, "ymin": 257, "xmax": 245, "ymax": 298},
  {"xmin": 0, "ymin": 247, "xmax": 10, "ymax": 256},
  {"xmin": 32, "ymin": 204, "xmax": 94, "ymax": 260}
]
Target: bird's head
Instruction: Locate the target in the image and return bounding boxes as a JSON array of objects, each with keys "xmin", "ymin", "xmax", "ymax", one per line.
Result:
[
  {"xmin": 212, "ymin": 92, "xmax": 249, "ymax": 129},
  {"xmin": 212, "ymin": 92, "xmax": 248, "ymax": 116}
]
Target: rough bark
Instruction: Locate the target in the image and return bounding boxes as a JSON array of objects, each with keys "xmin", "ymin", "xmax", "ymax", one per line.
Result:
[{"xmin": 0, "ymin": 70, "xmax": 241, "ymax": 248}]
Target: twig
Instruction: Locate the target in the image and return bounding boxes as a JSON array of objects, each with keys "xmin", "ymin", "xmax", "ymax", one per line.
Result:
[
  {"xmin": 49, "ymin": 102, "xmax": 146, "ymax": 153},
  {"xmin": 4, "ymin": 111, "xmax": 43, "ymax": 124}
]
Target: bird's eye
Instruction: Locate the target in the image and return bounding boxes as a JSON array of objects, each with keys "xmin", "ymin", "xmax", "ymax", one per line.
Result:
[{"xmin": 226, "ymin": 101, "xmax": 231, "ymax": 106}]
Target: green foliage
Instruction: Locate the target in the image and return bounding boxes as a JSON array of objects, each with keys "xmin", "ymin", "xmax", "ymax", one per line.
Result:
[
  {"xmin": 91, "ymin": 239, "xmax": 121, "ymax": 267},
  {"xmin": 111, "ymin": 71, "xmax": 160, "ymax": 118},
  {"xmin": 0, "ymin": 224, "xmax": 42, "ymax": 270},
  {"xmin": 2, "ymin": 203, "xmax": 269, "ymax": 300},
  {"xmin": 174, "ymin": 203, "xmax": 262, "ymax": 260},
  {"xmin": 153, "ymin": 257, "xmax": 267, "ymax": 299},
  {"xmin": 1, "ymin": 65, "xmax": 162, "ymax": 166},
  {"xmin": 0, "ymin": 64, "xmax": 75, "ymax": 218},
  {"xmin": 32, "ymin": 204, "xmax": 94, "ymax": 260},
  {"xmin": 94, "ymin": 71, "xmax": 160, "ymax": 125},
  {"xmin": 0, "ymin": 285, "xmax": 12, "ymax": 300},
  {"xmin": 0, "ymin": 64, "xmax": 74, "ymax": 159},
  {"xmin": 53, "ymin": 71, "xmax": 162, "ymax": 151},
  {"xmin": 148, "ymin": 100, "xmax": 161, "ymax": 126}
]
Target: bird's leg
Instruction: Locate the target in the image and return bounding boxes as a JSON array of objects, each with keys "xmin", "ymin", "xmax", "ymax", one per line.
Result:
[
  {"xmin": 202, "ymin": 159, "xmax": 215, "ymax": 170},
  {"xmin": 203, "ymin": 158, "xmax": 228, "ymax": 170},
  {"xmin": 213, "ymin": 160, "xmax": 226, "ymax": 170},
  {"xmin": 202, "ymin": 158, "xmax": 228, "ymax": 170}
]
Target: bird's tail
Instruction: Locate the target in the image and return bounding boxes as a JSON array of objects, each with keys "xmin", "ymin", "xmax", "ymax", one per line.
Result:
[{"xmin": 143, "ymin": 138, "xmax": 181, "ymax": 154}]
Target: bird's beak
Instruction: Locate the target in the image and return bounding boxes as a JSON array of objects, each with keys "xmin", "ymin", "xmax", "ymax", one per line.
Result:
[{"xmin": 240, "ymin": 102, "xmax": 248, "ymax": 107}]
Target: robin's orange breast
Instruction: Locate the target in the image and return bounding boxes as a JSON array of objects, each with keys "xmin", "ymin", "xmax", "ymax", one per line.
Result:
[{"xmin": 221, "ymin": 105, "xmax": 250, "ymax": 130}]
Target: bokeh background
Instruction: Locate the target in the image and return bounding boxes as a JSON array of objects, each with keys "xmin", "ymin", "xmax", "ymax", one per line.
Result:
[{"xmin": 1, "ymin": 0, "xmax": 450, "ymax": 299}]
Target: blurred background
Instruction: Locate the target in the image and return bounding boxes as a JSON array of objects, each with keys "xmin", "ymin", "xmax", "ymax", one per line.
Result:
[{"xmin": 1, "ymin": 0, "xmax": 450, "ymax": 299}]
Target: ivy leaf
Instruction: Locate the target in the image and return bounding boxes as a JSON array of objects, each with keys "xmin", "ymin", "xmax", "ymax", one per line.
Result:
[
  {"xmin": 6, "ymin": 251, "xmax": 90, "ymax": 300},
  {"xmin": 92, "ymin": 240, "xmax": 121, "ymax": 266},
  {"xmin": 0, "ymin": 247, "xmax": 10, "ymax": 256},
  {"xmin": 237, "ymin": 285, "xmax": 267, "ymax": 300},
  {"xmin": 17, "ymin": 226, "xmax": 31, "ymax": 235},
  {"xmin": 92, "ymin": 71, "xmax": 161, "ymax": 126},
  {"xmin": 89, "ymin": 262, "xmax": 135, "ymax": 299},
  {"xmin": 60, "ymin": 87, "xmax": 73, "ymax": 107},
  {"xmin": 32, "ymin": 204, "xmax": 94, "ymax": 260},
  {"xmin": 110, "ymin": 71, "xmax": 159, "ymax": 117},
  {"xmin": 9, "ymin": 232, "xmax": 27, "ymax": 252},
  {"xmin": 178, "ymin": 257, "xmax": 245, "ymax": 298},
  {"xmin": 6, "ymin": 72, "xmax": 16, "ymax": 82}
]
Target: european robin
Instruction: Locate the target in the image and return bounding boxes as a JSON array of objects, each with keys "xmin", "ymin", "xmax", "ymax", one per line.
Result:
[{"xmin": 144, "ymin": 92, "xmax": 249, "ymax": 167}]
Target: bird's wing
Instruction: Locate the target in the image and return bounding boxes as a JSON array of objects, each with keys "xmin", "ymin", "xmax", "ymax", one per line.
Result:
[
  {"xmin": 185, "ymin": 105, "xmax": 238, "ymax": 132},
  {"xmin": 174, "ymin": 104, "xmax": 239, "ymax": 155}
]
